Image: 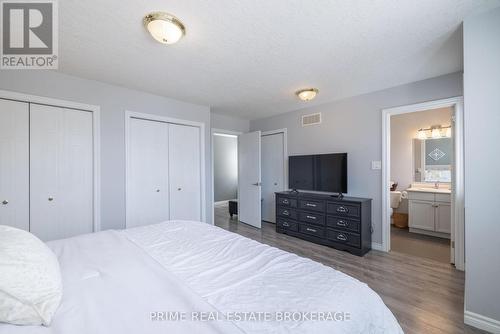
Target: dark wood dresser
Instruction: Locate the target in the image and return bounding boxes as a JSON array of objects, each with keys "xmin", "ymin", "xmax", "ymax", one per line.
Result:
[{"xmin": 275, "ymin": 191, "xmax": 372, "ymax": 256}]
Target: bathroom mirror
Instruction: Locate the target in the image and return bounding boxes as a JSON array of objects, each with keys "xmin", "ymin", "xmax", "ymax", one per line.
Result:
[{"xmin": 412, "ymin": 138, "xmax": 452, "ymax": 183}]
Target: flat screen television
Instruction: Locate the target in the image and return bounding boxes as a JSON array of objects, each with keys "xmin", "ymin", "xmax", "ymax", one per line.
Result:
[{"xmin": 289, "ymin": 153, "xmax": 347, "ymax": 194}]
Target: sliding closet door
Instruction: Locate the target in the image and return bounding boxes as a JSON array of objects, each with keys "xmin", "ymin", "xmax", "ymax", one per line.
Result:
[
  {"xmin": 30, "ymin": 104, "xmax": 93, "ymax": 241},
  {"xmin": 168, "ymin": 123, "xmax": 201, "ymax": 221},
  {"xmin": 127, "ymin": 118, "xmax": 170, "ymax": 228},
  {"xmin": 0, "ymin": 99, "xmax": 29, "ymax": 231}
]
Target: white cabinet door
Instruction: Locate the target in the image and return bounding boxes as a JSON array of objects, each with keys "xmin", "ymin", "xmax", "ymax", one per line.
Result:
[
  {"xmin": 127, "ymin": 118, "xmax": 170, "ymax": 228},
  {"xmin": 30, "ymin": 104, "xmax": 93, "ymax": 241},
  {"xmin": 261, "ymin": 132, "xmax": 284, "ymax": 223},
  {"xmin": 435, "ymin": 202, "xmax": 451, "ymax": 234},
  {"xmin": 238, "ymin": 131, "xmax": 262, "ymax": 228},
  {"xmin": 168, "ymin": 123, "xmax": 201, "ymax": 221},
  {"xmin": 0, "ymin": 99, "xmax": 29, "ymax": 231},
  {"xmin": 408, "ymin": 200, "xmax": 435, "ymax": 231}
]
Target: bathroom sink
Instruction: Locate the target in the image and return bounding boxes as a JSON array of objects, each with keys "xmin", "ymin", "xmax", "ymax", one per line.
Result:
[{"xmin": 406, "ymin": 187, "xmax": 451, "ymax": 194}]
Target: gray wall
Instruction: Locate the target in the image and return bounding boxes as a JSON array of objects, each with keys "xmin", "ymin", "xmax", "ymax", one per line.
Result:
[
  {"xmin": 463, "ymin": 6, "xmax": 500, "ymax": 324},
  {"xmin": 0, "ymin": 71, "xmax": 212, "ymax": 229},
  {"xmin": 250, "ymin": 72, "xmax": 462, "ymax": 244},
  {"xmin": 211, "ymin": 112, "xmax": 250, "ymax": 132},
  {"xmin": 213, "ymin": 135, "xmax": 238, "ymax": 201}
]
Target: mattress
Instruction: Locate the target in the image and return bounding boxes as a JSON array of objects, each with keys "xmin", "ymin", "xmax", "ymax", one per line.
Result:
[{"xmin": 0, "ymin": 221, "xmax": 403, "ymax": 333}]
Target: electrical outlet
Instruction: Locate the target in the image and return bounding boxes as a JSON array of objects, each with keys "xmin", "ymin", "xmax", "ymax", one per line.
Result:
[{"xmin": 371, "ymin": 161, "xmax": 381, "ymax": 170}]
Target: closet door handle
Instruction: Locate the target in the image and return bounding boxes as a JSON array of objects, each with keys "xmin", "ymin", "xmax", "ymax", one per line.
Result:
[
  {"xmin": 1, "ymin": 200, "xmax": 8, "ymax": 205},
  {"xmin": 156, "ymin": 189, "xmax": 160, "ymax": 192},
  {"xmin": 177, "ymin": 187, "xmax": 182, "ymax": 191},
  {"xmin": 48, "ymin": 197, "xmax": 54, "ymax": 201}
]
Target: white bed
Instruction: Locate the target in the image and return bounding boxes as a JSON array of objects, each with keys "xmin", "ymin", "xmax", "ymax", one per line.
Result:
[{"xmin": 0, "ymin": 221, "xmax": 403, "ymax": 334}]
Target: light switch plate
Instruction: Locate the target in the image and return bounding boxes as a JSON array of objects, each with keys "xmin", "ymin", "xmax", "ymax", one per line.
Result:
[{"xmin": 371, "ymin": 161, "xmax": 382, "ymax": 170}]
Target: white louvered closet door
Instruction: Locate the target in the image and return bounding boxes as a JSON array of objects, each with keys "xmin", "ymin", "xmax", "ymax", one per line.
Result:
[
  {"xmin": 127, "ymin": 118, "xmax": 170, "ymax": 228},
  {"xmin": 0, "ymin": 99, "xmax": 29, "ymax": 231},
  {"xmin": 168, "ymin": 123, "xmax": 201, "ymax": 221},
  {"xmin": 29, "ymin": 104, "xmax": 93, "ymax": 241}
]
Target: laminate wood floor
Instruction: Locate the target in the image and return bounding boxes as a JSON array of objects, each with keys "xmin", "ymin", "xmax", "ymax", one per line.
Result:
[{"xmin": 214, "ymin": 203, "xmax": 485, "ymax": 334}]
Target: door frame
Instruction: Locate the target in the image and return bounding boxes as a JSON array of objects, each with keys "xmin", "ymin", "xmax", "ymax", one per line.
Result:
[
  {"xmin": 0, "ymin": 89, "xmax": 101, "ymax": 233},
  {"xmin": 210, "ymin": 128, "xmax": 243, "ymax": 225},
  {"xmin": 381, "ymin": 96, "xmax": 465, "ymax": 271},
  {"xmin": 125, "ymin": 111, "xmax": 206, "ymax": 227}
]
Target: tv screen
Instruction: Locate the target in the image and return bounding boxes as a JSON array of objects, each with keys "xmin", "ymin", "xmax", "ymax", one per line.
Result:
[{"xmin": 289, "ymin": 153, "xmax": 347, "ymax": 193}]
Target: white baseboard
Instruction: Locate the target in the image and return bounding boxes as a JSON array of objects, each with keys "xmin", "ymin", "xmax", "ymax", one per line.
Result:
[
  {"xmin": 465, "ymin": 310, "xmax": 500, "ymax": 333},
  {"xmin": 371, "ymin": 242, "xmax": 384, "ymax": 251}
]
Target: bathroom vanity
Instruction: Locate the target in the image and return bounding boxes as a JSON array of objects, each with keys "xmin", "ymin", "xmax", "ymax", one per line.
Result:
[{"xmin": 407, "ymin": 187, "xmax": 451, "ymax": 239}]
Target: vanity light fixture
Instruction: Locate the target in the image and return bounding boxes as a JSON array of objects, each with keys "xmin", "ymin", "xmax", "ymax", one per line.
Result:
[
  {"xmin": 296, "ymin": 88, "xmax": 319, "ymax": 101},
  {"xmin": 416, "ymin": 125, "xmax": 452, "ymax": 140},
  {"xmin": 417, "ymin": 129, "xmax": 428, "ymax": 140},
  {"xmin": 143, "ymin": 12, "xmax": 185, "ymax": 45},
  {"xmin": 431, "ymin": 127, "xmax": 441, "ymax": 139}
]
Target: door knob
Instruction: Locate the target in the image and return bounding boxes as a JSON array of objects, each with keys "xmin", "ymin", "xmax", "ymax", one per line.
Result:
[
  {"xmin": 48, "ymin": 196, "xmax": 54, "ymax": 201},
  {"xmin": 1, "ymin": 200, "xmax": 8, "ymax": 205},
  {"xmin": 274, "ymin": 182, "xmax": 278, "ymax": 186},
  {"xmin": 156, "ymin": 189, "xmax": 160, "ymax": 192},
  {"xmin": 177, "ymin": 187, "xmax": 182, "ymax": 191}
]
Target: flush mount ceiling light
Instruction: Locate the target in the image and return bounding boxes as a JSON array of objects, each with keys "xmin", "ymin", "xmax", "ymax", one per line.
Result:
[
  {"xmin": 143, "ymin": 12, "xmax": 185, "ymax": 45},
  {"xmin": 296, "ymin": 88, "xmax": 319, "ymax": 101}
]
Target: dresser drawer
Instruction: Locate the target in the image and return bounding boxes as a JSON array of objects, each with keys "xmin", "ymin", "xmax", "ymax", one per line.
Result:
[
  {"xmin": 326, "ymin": 229, "xmax": 361, "ymax": 248},
  {"xmin": 299, "ymin": 224, "xmax": 325, "ymax": 238},
  {"xmin": 277, "ymin": 207, "xmax": 297, "ymax": 219},
  {"xmin": 326, "ymin": 216, "xmax": 360, "ymax": 233},
  {"xmin": 298, "ymin": 211, "xmax": 325, "ymax": 225},
  {"xmin": 277, "ymin": 197, "xmax": 297, "ymax": 207},
  {"xmin": 277, "ymin": 218, "xmax": 298, "ymax": 232},
  {"xmin": 327, "ymin": 202, "xmax": 360, "ymax": 218},
  {"xmin": 298, "ymin": 199, "xmax": 325, "ymax": 212}
]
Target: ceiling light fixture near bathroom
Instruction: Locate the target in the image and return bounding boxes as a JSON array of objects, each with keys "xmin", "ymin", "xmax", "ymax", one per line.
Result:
[
  {"xmin": 296, "ymin": 88, "xmax": 319, "ymax": 101},
  {"xmin": 143, "ymin": 12, "xmax": 185, "ymax": 45}
]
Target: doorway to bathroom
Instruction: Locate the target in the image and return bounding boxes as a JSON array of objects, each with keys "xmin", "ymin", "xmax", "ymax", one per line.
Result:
[{"xmin": 381, "ymin": 97, "xmax": 465, "ymax": 270}]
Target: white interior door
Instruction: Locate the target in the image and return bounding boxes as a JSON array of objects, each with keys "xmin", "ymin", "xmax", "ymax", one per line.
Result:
[
  {"xmin": 0, "ymin": 99, "xmax": 29, "ymax": 231},
  {"xmin": 30, "ymin": 104, "xmax": 93, "ymax": 241},
  {"xmin": 168, "ymin": 123, "xmax": 201, "ymax": 221},
  {"xmin": 261, "ymin": 132, "xmax": 285, "ymax": 223},
  {"xmin": 127, "ymin": 118, "xmax": 170, "ymax": 228},
  {"xmin": 238, "ymin": 131, "xmax": 261, "ymax": 228}
]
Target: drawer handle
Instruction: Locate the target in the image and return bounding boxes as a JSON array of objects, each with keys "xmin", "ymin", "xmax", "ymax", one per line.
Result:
[
  {"xmin": 337, "ymin": 234, "xmax": 347, "ymax": 241},
  {"xmin": 336, "ymin": 206, "xmax": 348, "ymax": 213},
  {"xmin": 306, "ymin": 203, "xmax": 317, "ymax": 207},
  {"xmin": 282, "ymin": 210, "xmax": 289, "ymax": 215},
  {"xmin": 337, "ymin": 220, "xmax": 347, "ymax": 227},
  {"xmin": 282, "ymin": 222, "xmax": 290, "ymax": 227},
  {"xmin": 306, "ymin": 215, "xmax": 317, "ymax": 220},
  {"xmin": 1, "ymin": 200, "xmax": 8, "ymax": 205},
  {"xmin": 306, "ymin": 228, "xmax": 317, "ymax": 233},
  {"xmin": 282, "ymin": 199, "xmax": 289, "ymax": 204}
]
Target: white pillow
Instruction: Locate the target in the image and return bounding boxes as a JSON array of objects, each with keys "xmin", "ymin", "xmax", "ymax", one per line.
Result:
[{"xmin": 0, "ymin": 225, "xmax": 62, "ymax": 326}]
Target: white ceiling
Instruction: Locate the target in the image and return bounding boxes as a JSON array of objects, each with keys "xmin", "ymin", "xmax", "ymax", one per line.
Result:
[{"xmin": 58, "ymin": 0, "xmax": 496, "ymax": 120}]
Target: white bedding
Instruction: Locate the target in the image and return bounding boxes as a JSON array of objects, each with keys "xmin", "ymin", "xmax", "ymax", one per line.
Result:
[{"xmin": 0, "ymin": 221, "xmax": 403, "ymax": 334}]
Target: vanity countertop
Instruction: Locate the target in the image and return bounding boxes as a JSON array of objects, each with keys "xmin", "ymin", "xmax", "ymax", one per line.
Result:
[{"xmin": 406, "ymin": 187, "xmax": 451, "ymax": 194}]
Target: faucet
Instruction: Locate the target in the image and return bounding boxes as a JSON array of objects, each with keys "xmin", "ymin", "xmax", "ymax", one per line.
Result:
[{"xmin": 434, "ymin": 181, "xmax": 440, "ymax": 189}]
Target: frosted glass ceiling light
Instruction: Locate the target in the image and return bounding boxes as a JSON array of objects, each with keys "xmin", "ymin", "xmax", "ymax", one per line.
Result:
[
  {"xmin": 144, "ymin": 12, "xmax": 185, "ymax": 45},
  {"xmin": 296, "ymin": 88, "xmax": 319, "ymax": 101}
]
